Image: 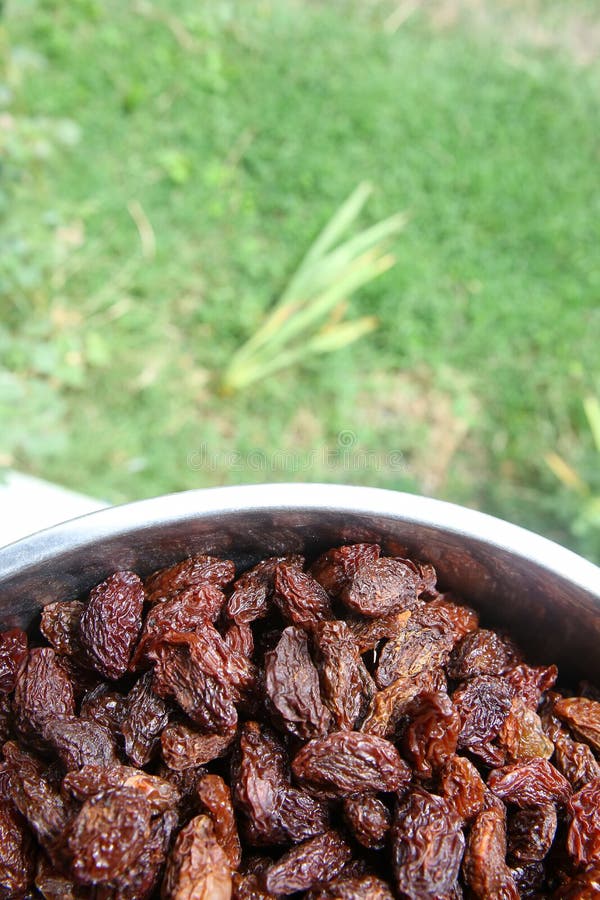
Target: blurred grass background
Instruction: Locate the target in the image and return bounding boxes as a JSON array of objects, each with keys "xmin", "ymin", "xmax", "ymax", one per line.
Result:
[{"xmin": 1, "ymin": 0, "xmax": 599, "ymax": 561}]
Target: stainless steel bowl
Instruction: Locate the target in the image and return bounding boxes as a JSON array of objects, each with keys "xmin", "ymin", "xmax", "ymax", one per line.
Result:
[{"xmin": 0, "ymin": 484, "xmax": 599, "ymax": 682}]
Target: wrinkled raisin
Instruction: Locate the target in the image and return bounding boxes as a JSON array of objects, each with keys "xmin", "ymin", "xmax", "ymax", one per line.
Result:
[
  {"xmin": 13, "ymin": 647, "xmax": 75, "ymax": 740},
  {"xmin": 507, "ymin": 803, "xmax": 557, "ymax": 863},
  {"xmin": 79, "ymin": 572, "xmax": 144, "ymax": 680},
  {"xmin": 313, "ymin": 620, "xmax": 375, "ymax": 731},
  {"xmin": 488, "ymin": 758, "xmax": 571, "ymax": 808},
  {"xmin": 0, "ymin": 795, "xmax": 35, "ymax": 896},
  {"xmin": 273, "ymin": 564, "xmax": 332, "ymax": 630},
  {"xmin": 447, "ymin": 629, "xmax": 510, "ymax": 680},
  {"xmin": 309, "ymin": 544, "xmax": 381, "ymax": 597},
  {"xmin": 567, "ymin": 776, "xmax": 600, "ymax": 867},
  {"xmin": 343, "ymin": 794, "xmax": 390, "ymax": 848},
  {"xmin": 452, "ymin": 674, "xmax": 513, "ymax": 750},
  {"xmin": 227, "ymin": 555, "xmax": 304, "ymax": 624},
  {"xmin": 265, "ymin": 626, "xmax": 331, "ymax": 739},
  {"xmin": 0, "ymin": 628, "xmax": 28, "ymax": 693},
  {"xmin": 261, "ymin": 830, "xmax": 352, "ymax": 895},
  {"xmin": 340, "ymin": 557, "xmax": 421, "ymax": 618},
  {"xmin": 197, "ymin": 773, "xmax": 241, "ymax": 869},
  {"xmin": 440, "ymin": 756, "xmax": 486, "ymax": 822},
  {"xmin": 402, "ymin": 691, "xmax": 461, "ymax": 777},
  {"xmin": 161, "ymin": 814, "xmax": 232, "ymax": 900},
  {"xmin": 161, "ymin": 721, "xmax": 237, "ymax": 770},
  {"xmin": 555, "ymin": 697, "xmax": 600, "ymax": 753},
  {"xmin": 145, "ymin": 555, "xmax": 235, "ymax": 602},
  {"xmin": 121, "ymin": 671, "xmax": 170, "ymax": 767},
  {"xmin": 463, "ymin": 803, "xmax": 519, "ymax": 899},
  {"xmin": 376, "ymin": 620, "xmax": 453, "ymax": 688}
]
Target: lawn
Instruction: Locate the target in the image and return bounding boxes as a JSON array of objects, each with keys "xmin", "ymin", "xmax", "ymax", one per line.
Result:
[{"xmin": 1, "ymin": 0, "xmax": 599, "ymax": 561}]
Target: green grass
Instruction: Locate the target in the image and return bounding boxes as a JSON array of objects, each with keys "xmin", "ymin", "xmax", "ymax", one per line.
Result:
[{"xmin": 1, "ymin": 0, "xmax": 600, "ymax": 561}]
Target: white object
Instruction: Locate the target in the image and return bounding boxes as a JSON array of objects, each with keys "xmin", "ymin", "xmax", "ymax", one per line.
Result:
[{"xmin": 0, "ymin": 472, "xmax": 108, "ymax": 548}]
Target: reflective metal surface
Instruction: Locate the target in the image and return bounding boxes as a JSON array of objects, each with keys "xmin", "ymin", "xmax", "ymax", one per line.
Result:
[{"xmin": 0, "ymin": 484, "xmax": 599, "ymax": 681}]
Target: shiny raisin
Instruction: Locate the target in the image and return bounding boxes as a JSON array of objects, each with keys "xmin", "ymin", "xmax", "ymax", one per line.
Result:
[{"xmin": 79, "ymin": 571, "xmax": 144, "ymax": 680}]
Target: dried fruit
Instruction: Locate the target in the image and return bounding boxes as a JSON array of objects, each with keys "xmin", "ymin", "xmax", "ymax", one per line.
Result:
[
  {"xmin": 227, "ymin": 555, "xmax": 304, "ymax": 624},
  {"xmin": 197, "ymin": 773, "xmax": 241, "ymax": 869},
  {"xmin": 79, "ymin": 571, "xmax": 144, "ymax": 679},
  {"xmin": 224, "ymin": 622, "xmax": 255, "ymax": 657},
  {"xmin": 121, "ymin": 671, "xmax": 170, "ymax": 766},
  {"xmin": 414, "ymin": 595, "xmax": 479, "ymax": 644},
  {"xmin": 40, "ymin": 601, "xmax": 85, "ymax": 659},
  {"xmin": 452, "ymin": 674, "xmax": 513, "ymax": 750},
  {"xmin": 0, "ymin": 795, "xmax": 35, "ymax": 896},
  {"xmin": 463, "ymin": 803, "xmax": 519, "ymax": 899},
  {"xmin": 161, "ymin": 814, "xmax": 232, "ymax": 900},
  {"xmin": 261, "ymin": 830, "xmax": 352, "ymax": 895},
  {"xmin": 554, "ymin": 729, "xmax": 600, "ymax": 789},
  {"xmin": 555, "ymin": 697, "xmax": 600, "ymax": 753},
  {"xmin": 13, "ymin": 647, "xmax": 75, "ymax": 739},
  {"xmin": 447, "ymin": 629, "xmax": 510, "ymax": 680},
  {"xmin": 497, "ymin": 697, "xmax": 554, "ymax": 761},
  {"xmin": 440, "ymin": 756, "xmax": 486, "ymax": 822},
  {"xmin": 309, "ymin": 543, "xmax": 381, "ymax": 597},
  {"xmin": 3, "ymin": 741, "xmax": 69, "ymax": 850},
  {"xmin": 292, "ymin": 731, "xmax": 411, "ymax": 798},
  {"xmin": 0, "ymin": 628, "xmax": 28, "ymax": 693},
  {"xmin": 314, "ymin": 620, "xmax": 375, "ymax": 731},
  {"xmin": 63, "ymin": 764, "xmax": 180, "ymax": 813},
  {"xmin": 307, "ymin": 875, "xmax": 394, "ymax": 900},
  {"xmin": 145, "ymin": 554, "xmax": 235, "ymax": 602},
  {"xmin": 343, "ymin": 794, "xmax": 390, "ymax": 848},
  {"xmin": 41, "ymin": 715, "xmax": 118, "ymax": 771},
  {"xmin": 161, "ymin": 721, "xmax": 236, "ymax": 770},
  {"xmin": 265, "ymin": 626, "xmax": 331, "ymax": 739},
  {"xmin": 402, "ymin": 691, "xmax": 461, "ymax": 777},
  {"xmin": 361, "ymin": 667, "xmax": 447, "ymax": 738},
  {"xmin": 340, "ymin": 557, "xmax": 421, "ymax": 617},
  {"xmin": 273, "ymin": 564, "xmax": 332, "ymax": 630},
  {"xmin": 507, "ymin": 803, "xmax": 557, "ymax": 862},
  {"xmin": 68, "ymin": 786, "xmax": 152, "ymax": 884},
  {"xmin": 392, "ymin": 788, "xmax": 465, "ymax": 899},
  {"xmin": 80, "ymin": 683, "xmax": 126, "ymax": 735},
  {"xmin": 376, "ymin": 620, "xmax": 453, "ymax": 687},
  {"xmin": 503, "ymin": 663, "xmax": 558, "ymax": 710},
  {"xmin": 488, "ymin": 758, "xmax": 571, "ymax": 808},
  {"xmin": 567, "ymin": 777, "xmax": 600, "ymax": 867}
]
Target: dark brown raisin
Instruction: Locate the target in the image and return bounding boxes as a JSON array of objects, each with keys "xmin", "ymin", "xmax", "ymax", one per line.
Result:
[
  {"xmin": 197, "ymin": 773, "xmax": 241, "ymax": 869},
  {"xmin": 414, "ymin": 595, "xmax": 479, "ymax": 644},
  {"xmin": 347, "ymin": 609, "xmax": 412, "ymax": 654},
  {"xmin": 261, "ymin": 830, "xmax": 352, "ymax": 895},
  {"xmin": 313, "ymin": 620, "xmax": 375, "ymax": 731},
  {"xmin": 376, "ymin": 620, "xmax": 453, "ymax": 688},
  {"xmin": 231, "ymin": 721, "xmax": 289, "ymax": 846},
  {"xmin": 452, "ymin": 674, "xmax": 513, "ymax": 750},
  {"xmin": 391, "ymin": 787, "xmax": 465, "ymax": 900},
  {"xmin": 555, "ymin": 865, "xmax": 600, "ymax": 898},
  {"xmin": 507, "ymin": 803, "xmax": 557, "ymax": 863},
  {"xmin": 40, "ymin": 601, "xmax": 85, "ymax": 659},
  {"xmin": 121, "ymin": 671, "xmax": 170, "ymax": 766},
  {"xmin": 227, "ymin": 555, "xmax": 304, "ymax": 624},
  {"xmin": 161, "ymin": 721, "xmax": 237, "ymax": 770},
  {"xmin": 224, "ymin": 622, "xmax": 255, "ymax": 657},
  {"xmin": 488, "ymin": 758, "xmax": 572, "ymax": 808},
  {"xmin": 161, "ymin": 814, "xmax": 232, "ymax": 899},
  {"xmin": 402, "ymin": 691, "xmax": 461, "ymax": 777},
  {"xmin": 265, "ymin": 626, "xmax": 331, "ymax": 739},
  {"xmin": 41, "ymin": 715, "xmax": 118, "ymax": 771},
  {"xmin": 0, "ymin": 794, "xmax": 35, "ymax": 896},
  {"xmin": 309, "ymin": 544, "xmax": 381, "ymax": 597},
  {"xmin": 497, "ymin": 697, "xmax": 554, "ymax": 762},
  {"xmin": 3, "ymin": 741, "xmax": 69, "ymax": 852},
  {"xmin": 503, "ymin": 663, "xmax": 558, "ymax": 710},
  {"xmin": 0, "ymin": 628, "xmax": 28, "ymax": 693},
  {"xmin": 440, "ymin": 756, "xmax": 486, "ymax": 822},
  {"xmin": 292, "ymin": 730, "xmax": 411, "ymax": 798},
  {"xmin": 343, "ymin": 794, "xmax": 390, "ymax": 848},
  {"xmin": 273, "ymin": 563, "xmax": 332, "ymax": 630},
  {"xmin": 462, "ymin": 803, "xmax": 519, "ymax": 899},
  {"xmin": 79, "ymin": 571, "xmax": 144, "ymax": 680},
  {"xmin": 554, "ymin": 729, "xmax": 600, "ymax": 789},
  {"xmin": 63, "ymin": 764, "xmax": 180, "ymax": 814},
  {"xmin": 106, "ymin": 808, "xmax": 176, "ymax": 899},
  {"xmin": 447, "ymin": 629, "xmax": 510, "ymax": 680},
  {"xmin": 567, "ymin": 777, "xmax": 600, "ymax": 867},
  {"xmin": 13, "ymin": 647, "xmax": 75, "ymax": 740},
  {"xmin": 340, "ymin": 557, "xmax": 421, "ymax": 618},
  {"xmin": 307, "ymin": 875, "xmax": 395, "ymax": 900},
  {"xmin": 67, "ymin": 786, "xmax": 152, "ymax": 884},
  {"xmin": 145, "ymin": 555, "xmax": 234, "ymax": 602},
  {"xmin": 80, "ymin": 683, "xmax": 126, "ymax": 735},
  {"xmin": 555, "ymin": 697, "xmax": 600, "ymax": 753},
  {"xmin": 361, "ymin": 667, "xmax": 447, "ymax": 738}
]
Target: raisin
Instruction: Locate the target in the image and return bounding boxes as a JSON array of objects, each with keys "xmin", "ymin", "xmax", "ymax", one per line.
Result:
[
  {"xmin": 277, "ymin": 786, "xmax": 330, "ymax": 844},
  {"xmin": 347, "ymin": 609, "xmax": 412, "ymax": 654},
  {"xmin": 121, "ymin": 671, "xmax": 170, "ymax": 766},
  {"xmin": 265, "ymin": 626, "xmax": 331, "ymax": 739},
  {"xmin": 440, "ymin": 756, "xmax": 486, "ymax": 822},
  {"xmin": 79, "ymin": 572, "xmax": 144, "ymax": 680},
  {"xmin": 361, "ymin": 667, "xmax": 447, "ymax": 738},
  {"xmin": 555, "ymin": 697, "xmax": 600, "ymax": 753},
  {"xmin": 452, "ymin": 674, "xmax": 513, "ymax": 750},
  {"xmin": 161, "ymin": 814, "xmax": 232, "ymax": 900},
  {"xmin": 497, "ymin": 697, "xmax": 554, "ymax": 762},
  {"xmin": 391, "ymin": 787, "xmax": 465, "ymax": 900},
  {"xmin": 0, "ymin": 628, "xmax": 28, "ymax": 693},
  {"xmin": 555, "ymin": 865, "xmax": 600, "ymax": 898},
  {"xmin": 224, "ymin": 622, "xmax": 255, "ymax": 658},
  {"xmin": 0, "ymin": 795, "xmax": 35, "ymax": 896},
  {"xmin": 488, "ymin": 758, "xmax": 572, "ymax": 808},
  {"xmin": 3, "ymin": 741, "xmax": 69, "ymax": 852},
  {"xmin": 40, "ymin": 601, "xmax": 86, "ymax": 659},
  {"xmin": 231, "ymin": 721, "xmax": 289, "ymax": 846},
  {"xmin": 503, "ymin": 663, "xmax": 558, "ymax": 710},
  {"xmin": 313, "ymin": 620, "xmax": 375, "ymax": 731},
  {"xmin": 307, "ymin": 875, "xmax": 395, "ymax": 900},
  {"xmin": 447, "ymin": 629, "xmax": 510, "ymax": 680},
  {"xmin": 340, "ymin": 557, "xmax": 421, "ymax": 618},
  {"xmin": 67, "ymin": 787, "xmax": 152, "ymax": 884},
  {"xmin": 462, "ymin": 803, "xmax": 519, "ymax": 899},
  {"xmin": 292, "ymin": 730, "xmax": 411, "ymax": 798},
  {"xmin": 108, "ymin": 809, "xmax": 176, "ymax": 899},
  {"xmin": 13, "ymin": 647, "xmax": 75, "ymax": 740},
  {"xmin": 343, "ymin": 794, "xmax": 390, "ymax": 848},
  {"xmin": 161, "ymin": 721, "xmax": 236, "ymax": 770},
  {"xmin": 415, "ymin": 595, "xmax": 479, "ymax": 644},
  {"xmin": 41, "ymin": 715, "xmax": 118, "ymax": 771},
  {"xmin": 130, "ymin": 584, "xmax": 227, "ymax": 668},
  {"xmin": 261, "ymin": 830, "xmax": 352, "ymax": 895},
  {"xmin": 145, "ymin": 554, "xmax": 235, "ymax": 601},
  {"xmin": 273, "ymin": 564, "xmax": 332, "ymax": 630},
  {"xmin": 507, "ymin": 803, "xmax": 557, "ymax": 863},
  {"xmin": 197, "ymin": 773, "xmax": 241, "ymax": 869},
  {"xmin": 233, "ymin": 857, "xmax": 277, "ymax": 900},
  {"xmin": 309, "ymin": 544, "xmax": 381, "ymax": 597},
  {"xmin": 509, "ymin": 861, "xmax": 547, "ymax": 898},
  {"xmin": 567, "ymin": 777, "xmax": 600, "ymax": 867},
  {"xmin": 80, "ymin": 684, "xmax": 126, "ymax": 735},
  {"xmin": 227, "ymin": 555, "xmax": 304, "ymax": 624},
  {"xmin": 554, "ymin": 729, "xmax": 600, "ymax": 789},
  {"xmin": 63, "ymin": 764, "xmax": 180, "ymax": 814},
  {"xmin": 35, "ymin": 852, "xmax": 86, "ymax": 899},
  {"xmin": 376, "ymin": 620, "xmax": 453, "ymax": 688},
  {"xmin": 402, "ymin": 691, "xmax": 461, "ymax": 777}
]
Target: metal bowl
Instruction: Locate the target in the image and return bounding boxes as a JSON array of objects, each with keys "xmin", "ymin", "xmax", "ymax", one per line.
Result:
[{"xmin": 0, "ymin": 484, "xmax": 599, "ymax": 682}]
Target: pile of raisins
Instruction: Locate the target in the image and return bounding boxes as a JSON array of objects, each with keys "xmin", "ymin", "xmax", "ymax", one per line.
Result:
[{"xmin": 0, "ymin": 544, "xmax": 599, "ymax": 898}]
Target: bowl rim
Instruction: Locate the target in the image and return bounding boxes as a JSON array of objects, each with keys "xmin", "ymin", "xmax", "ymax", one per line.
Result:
[{"xmin": 0, "ymin": 484, "xmax": 598, "ymax": 596}]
